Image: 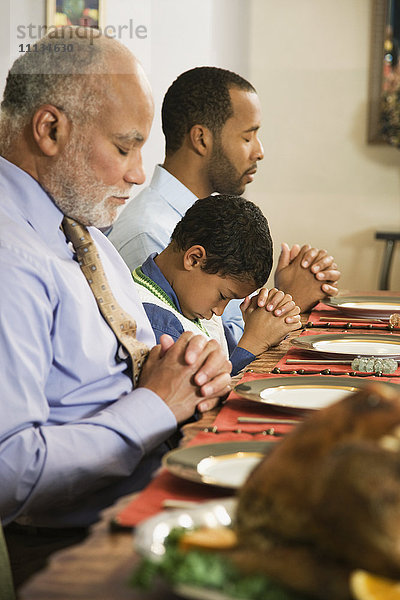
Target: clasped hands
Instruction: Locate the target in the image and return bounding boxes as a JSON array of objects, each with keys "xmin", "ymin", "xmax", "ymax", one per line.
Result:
[
  {"xmin": 138, "ymin": 332, "xmax": 232, "ymax": 423},
  {"xmin": 274, "ymin": 243, "xmax": 341, "ymax": 313},
  {"xmin": 238, "ymin": 287, "xmax": 302, "ymax": 356}
]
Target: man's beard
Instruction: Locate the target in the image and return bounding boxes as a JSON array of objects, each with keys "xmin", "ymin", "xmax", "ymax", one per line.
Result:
[
  {"xmin": 41, "ymin": 134, "xmax": 129, "ymax": 228},
  {"xmin": 208, "ymin": 139, "xmax": 248, "ymax": 196}
]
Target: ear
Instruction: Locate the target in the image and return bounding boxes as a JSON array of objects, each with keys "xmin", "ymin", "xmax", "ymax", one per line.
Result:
[
  {"xmin": 183, "ymin": 245, "xmax": 207, "ymax": 270},
  {"xmin": 188, "ymin": 124, "xmax": 213, "ymax": 157},
  {"xmin": 31, "ymin": 104, "xmax": 71, "ymax": 157}
]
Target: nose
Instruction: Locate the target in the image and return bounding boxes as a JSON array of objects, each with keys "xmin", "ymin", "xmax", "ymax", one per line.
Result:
[
  {"xmin": 212, "ymin": 300, "xmax": 230, "ymax": 317},
  {"xmin": 124, "ymin": 151, "xmax": 146, "ymax": 186},
  {"xmin": 252, "ymin": 136, "xmax": 264, "ymax": 162}
]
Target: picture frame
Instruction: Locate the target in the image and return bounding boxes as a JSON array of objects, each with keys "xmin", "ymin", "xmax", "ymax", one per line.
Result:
[
  {"xmin": 46, "ymin": 1, "xmax": 106, "ymax": 30},
  {"xmin": 367, "ymin": 0, "xmax": 400, "ymax": 146},
  {"xmin": 367, "ymin": 0, "xmax": 387, "ymax": 143}
]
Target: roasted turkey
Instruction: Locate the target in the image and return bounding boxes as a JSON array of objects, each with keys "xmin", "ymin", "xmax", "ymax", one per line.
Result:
[{"xmin": 234, "ymin": 382, "xmax": 400, "ymax": 599}]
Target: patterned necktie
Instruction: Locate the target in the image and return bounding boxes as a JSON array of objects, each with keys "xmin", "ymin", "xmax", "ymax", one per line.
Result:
[{"xmin": 62, "ymin": 216, "xmax": 149, "ymax": 385}]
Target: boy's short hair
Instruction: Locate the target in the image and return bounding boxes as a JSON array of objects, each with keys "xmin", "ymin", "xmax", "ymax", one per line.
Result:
[{"xmin": 171, "ymin": 195, "xmax": 273, "ymax": 289}]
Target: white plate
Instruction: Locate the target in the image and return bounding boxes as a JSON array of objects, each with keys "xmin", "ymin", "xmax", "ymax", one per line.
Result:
[
  {"xmin": 162, "ymin": 441, "xmax": 274, "ymax": 489},
  {"xmin": 323, "ymin": 295, "xmax": 400, "ymax": 318},
  {"xmin": 292, "ymin": 333, "xmax": 400, "ymax": 358},
  {"xmin": 234, "ymin": 376, "xmax": 364, "ymax": 414},
  {"xmin": 259, "ymin": 385, "xmax": 355, "ymax": 410},
  {"xmin": 341, "ymin": 301, "xmax": 399, "ymax": 311},
  {"xmin": 197, "ymin": 453, "xmax": 264, "ymax": 488}
]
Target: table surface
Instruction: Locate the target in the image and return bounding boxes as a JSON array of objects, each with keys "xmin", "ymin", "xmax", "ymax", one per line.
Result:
[{"xmin": 19, "ymin": 291, "xmax": 400, "ymax": 599}]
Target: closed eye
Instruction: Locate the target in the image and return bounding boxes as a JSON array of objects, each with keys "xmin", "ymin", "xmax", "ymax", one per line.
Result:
[{"xmin": 116, "ymin": 146, "xmax": 129, "ymax": 156}]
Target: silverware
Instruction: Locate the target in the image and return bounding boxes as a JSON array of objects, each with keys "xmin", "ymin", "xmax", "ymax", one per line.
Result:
[
  {"xmin": 271, "ymin": 367, "xmax": 399, "ymax": 377},
  {"xmin": 286, "ymin": 359, "xmax": 351, "ymax": 365},
  {"xmin": 202, "ymin": 426, "xmax": 285, "ymax": 437},
  {"xmin": 304, "ymin": 322, "xmax": 397, "ymax": 331},
  {"xmin": 319, "ymin": 316, "xmax": 386, "ymax": 323},
  {"xmin": 237, "ymin": 416, "xmax": 300, "ymax": 424}
]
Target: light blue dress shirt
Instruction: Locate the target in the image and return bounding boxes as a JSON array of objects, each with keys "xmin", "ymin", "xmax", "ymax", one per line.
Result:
[
  {"xmin": 0, "ymin": 157, "xmax": 177, "ymax": 527},
  {"xmin": 109, "ymin": 165, "xmax": 245, "ymax": 341}
]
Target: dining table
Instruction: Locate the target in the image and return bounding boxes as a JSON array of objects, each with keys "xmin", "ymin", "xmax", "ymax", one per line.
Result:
[{"xmin": 18, "ymin": 290, "xmax": 400, "ymax": 600}]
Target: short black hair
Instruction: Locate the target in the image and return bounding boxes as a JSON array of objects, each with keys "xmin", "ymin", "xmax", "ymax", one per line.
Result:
[
  {"xmin": 171, "ymin": 195, "xmax": 272, "ymax": 289},
  {"xmin": 162, "ymin": 66, "xmax": 256, "ymax": 154}
]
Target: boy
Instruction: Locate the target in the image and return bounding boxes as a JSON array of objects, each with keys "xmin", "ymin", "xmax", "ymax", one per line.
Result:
[{"xmin": 133, "ymin": 195, "xmax": 301, "ymax": 375}]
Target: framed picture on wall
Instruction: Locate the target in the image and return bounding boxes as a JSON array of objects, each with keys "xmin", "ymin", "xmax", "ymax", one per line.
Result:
[{"xmin": 46, "ymin": 1, "xmax": 106, "ymax": 30}]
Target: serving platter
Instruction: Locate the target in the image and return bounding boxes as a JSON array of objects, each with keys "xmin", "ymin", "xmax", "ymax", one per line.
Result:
[
  {"xmin": 174, "ymin": 585, "xmax": 237, "ymax": 600},
  {"xmin": 323, "ymin": 295, "xmax": 400, "ymax": 319},
  {"xmin": 134, "ymin": 498, "xmax": 303, "ymax": 600},
  {"xmin": 135, "ymin": 497, "xmax": 236, "ymax": 560},
  {"xmin": 291, "ymin": 333, "xmax": 400, "ymax": 359},
  {"xmin": 135, "ymin": 498, "xmax": 238, "ymax": 600},
  {"xmin": 162, "ymin": 441, "xmax": 274, "ymax": 489},
  {"xmin": 234, "ymin": 376, "xmax": 368, "ymax": 414}
]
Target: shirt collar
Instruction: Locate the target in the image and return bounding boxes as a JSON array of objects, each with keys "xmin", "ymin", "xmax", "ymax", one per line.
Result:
[
  {"xmin": 0, "ymin": 156, "xmax": 67, "ymax": 252},
  {"xmin": 140, "ymin": 252, "xmax": 183, "ymax": 313},
  {"xmin": 149, "ymin": 164, "xmax": 197, "ymax": 217}
]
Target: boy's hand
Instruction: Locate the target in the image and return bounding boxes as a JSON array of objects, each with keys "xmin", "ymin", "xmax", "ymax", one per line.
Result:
[
  {"xmin": 274, "ymin": 243, "xmax": 340, "ymax": 312},
  {"xmin": 238, "ymin": 289, "xmax": 301, "ymax": 356},
  {"xmin": 247, "ymin": 287, "xmax": 302, "ymax": 322}
]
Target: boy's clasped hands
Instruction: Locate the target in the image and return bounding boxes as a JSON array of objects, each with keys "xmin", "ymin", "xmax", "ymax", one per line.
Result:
[{"xmin": 238, "ymin": 287, "xmax": 302, "ymax": 357}]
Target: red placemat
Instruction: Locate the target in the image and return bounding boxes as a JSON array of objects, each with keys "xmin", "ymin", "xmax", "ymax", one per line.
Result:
[
  {"xmin": 308, "ymin": 302, "xmax": 400, "ymax": 330},
  {"xmin": 114, "ymin": 428, "xmax": 276, "ymax": 529},
  {"xmin": 307, "ymin": 301, "xmax": 339, "ymax": 324},
  {"xmin": 114, "ymin": 467, "xmax": 229, "ymax": 529},
  {"xmin": 273, "ymin": 328, "xmax": 400, "ymax": 383}
]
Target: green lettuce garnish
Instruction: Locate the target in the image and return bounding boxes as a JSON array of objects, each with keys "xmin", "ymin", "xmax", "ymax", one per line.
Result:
[{"xmin": 130, "ymin": 527, "xmax": 311, "ymax": 600}]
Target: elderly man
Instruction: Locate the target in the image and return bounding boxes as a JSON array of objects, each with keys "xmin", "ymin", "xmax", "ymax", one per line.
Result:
[
  {"xmin": 0, "ymin": 28, "xmax": 231, "ymax": 586},
  {"xmin": 109, "ymin": 67, "xmax": 341, "ymax": 340}
]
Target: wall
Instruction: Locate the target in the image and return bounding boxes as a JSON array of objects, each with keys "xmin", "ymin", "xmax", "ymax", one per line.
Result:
[
  {"xmin": 1, "ymin": 0, "xmax": 399, "ymax": 291},
  {"xmin": 0, "ymin": 1, "xmax": 45, "ymax": 95},
  {"xmin": 103, "ymin": 0, "xmax": 250, "ymax": 195},
  {"xmin": 248, "ymin": 0, "xmax": 400, "ymax": 291},
  {"xmin": 0, "ymin": 0, "xmax": 249, "ymax": 206}
]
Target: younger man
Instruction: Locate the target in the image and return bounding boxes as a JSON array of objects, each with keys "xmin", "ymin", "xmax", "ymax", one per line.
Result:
[
  {"xmin": 133, "ymin": 195, "xmax": 301, "ymax": 375},
  {"xmin": 110, "ymin": 66, "xmax": 341, "ymax": 343}
]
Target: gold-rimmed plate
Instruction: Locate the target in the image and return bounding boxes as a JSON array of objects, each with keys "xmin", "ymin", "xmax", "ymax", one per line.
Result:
[
  {"xmin": 291, "ymin": 333, "xmax": 400, "ymax": 358},
  {"xmin": 162, "ymin": 441, "xmax": 274, "ymax": 489},
  {"xmin": 234, "ymin": 376, "xmax": 379, "ymax": 414},
  {"xmin": 323, "ymin": 295, "xmax": 400, "ymax": 319}
]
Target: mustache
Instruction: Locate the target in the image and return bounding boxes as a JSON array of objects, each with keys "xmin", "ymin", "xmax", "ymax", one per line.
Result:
[
  {"xmin": 104, "ymin": 185, "xmax": 132, "ymax": 198},
  {"xmin": 245, "ymin": 165, "xmax": 258, "ymax": 175}
]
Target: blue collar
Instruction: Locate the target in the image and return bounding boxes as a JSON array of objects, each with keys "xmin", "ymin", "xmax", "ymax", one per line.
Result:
[
  {"xmin": 140, "ymin": 253, "xmax": 183, "ymax": 314},
  {"xmin": 149, "ymin": 165, "xmax": 197, "ymax": 217}
]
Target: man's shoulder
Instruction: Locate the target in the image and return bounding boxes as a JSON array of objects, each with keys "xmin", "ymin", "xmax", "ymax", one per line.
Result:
[
  {"xmin": 109, "ymin": 185, "xmax": 166, "ymax": 239},
  {"xmin": 108, "ymin": 186, "xmax": 181, "ymax": 263},
  {"xmin": 110, "ymin": 164, "xmax": 193, "ymax": 238},
  {"xmin": 0, "ymin": 205, "xmax": 54, "ymax": 271},
  {"xmin": 124, "ymin": 184, "xmax": 169, "ymax": 217}
]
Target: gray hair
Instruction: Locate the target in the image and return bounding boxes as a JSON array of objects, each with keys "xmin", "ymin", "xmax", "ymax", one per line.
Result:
[{"xmin": 0, "ymin": 27, "xmax": 130, "ymax": 153}]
